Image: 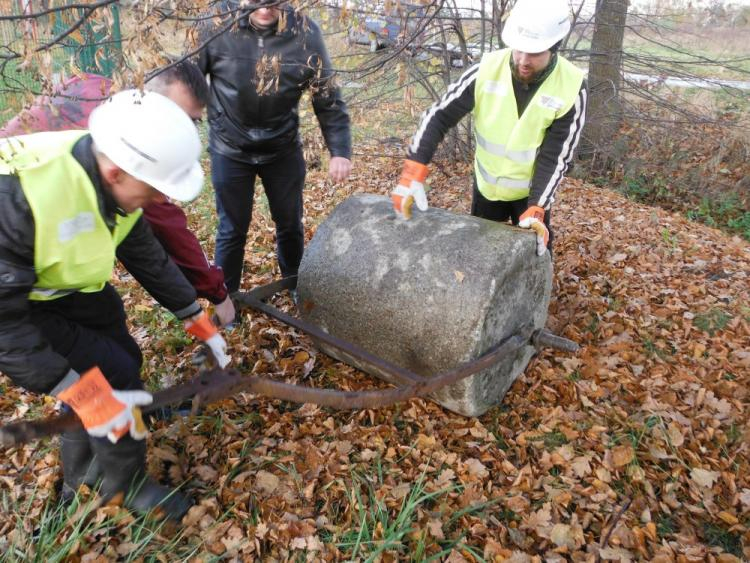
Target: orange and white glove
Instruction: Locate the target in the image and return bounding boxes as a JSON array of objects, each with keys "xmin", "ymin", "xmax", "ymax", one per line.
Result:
[
  {"xmin": 57, "ymin": 367, "xmax": 152, "ymax": 444},
  {"xmin": 518, "ymin": 206, "xmax": 549, "ymax": 256},
  {"xmin": 185, "ymin": 311, "xmax": 231, "ymax": 368},
  {"xmin": 391, "ymin": 159, "xmax": 429, "ymax": 219}
]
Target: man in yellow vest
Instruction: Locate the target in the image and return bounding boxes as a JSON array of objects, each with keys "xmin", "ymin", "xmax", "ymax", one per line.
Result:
[
  {"xmin": 0, "ymin": 90, "xmax": 229, "ymax": 520},
  {"xmin": 391, "ymin": 0, "xmax": 587, "ymax": 256}
]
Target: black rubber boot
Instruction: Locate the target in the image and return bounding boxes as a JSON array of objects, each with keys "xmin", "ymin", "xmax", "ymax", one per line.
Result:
[
  {"xmin": 59, "ymin": 428, "xmax": 101, "ymax": 504},
  {"xmin": 90, "ymin": 436, "xmax": 193, "ymax": 521}
]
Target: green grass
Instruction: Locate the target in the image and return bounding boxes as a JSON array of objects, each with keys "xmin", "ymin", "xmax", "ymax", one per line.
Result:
[
  {"xmin": 622, "ymin": 415, "xmax": 660, "ymax": 452},
  {"xmin": 567, "ymin": 370, "xmax": 582, "ymax": 382},
  {"xmin": 656, "ymin": 513, "xmax": 677, "ymax": 537},
  {"xmin": 528, "ymin": 430, "xmax": 568, "ymax": 450},
  {"xmin": 687, "ymin": 194, "xmax": 750, "ymax": 241},
  {"xmin": 703, "ymin": 522, "xmax": 743, "ymax": 557},
  {"xmin": 641, "ymin": 334, "xmax": 674, "ymax": 361},
  {"xmin": 613, "ymin": 173, "xmax": 750, "ymax": 243},
  {"xmin": 623, "ymin": 44, "xmax": 750, "ymax": 80},
  {"xmin": 332, "ymin": 471, "xmax": 488, "ymax": 562},
  {"xmin": 0, "ymin": 488, "xmax": 188, "ymax": 562},
  {"xmin": 0, "ymin": 482, "xmax": 258, "ymax": 562},
  {"xmin": 617, "ymin": 174, "xmax": 673, "ymax": 205},
  {"xmin": 727, "ymin": 211, "xmax": 750, "ymax": 240},
  {"xmin": 693, "ymin": 308, "xmax": 733, "ymax": 336}
]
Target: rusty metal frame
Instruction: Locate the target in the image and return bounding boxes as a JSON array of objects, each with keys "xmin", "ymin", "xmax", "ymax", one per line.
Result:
[
  {"xmin": 0, "ymin": 276, "xmax": 578, "ymax": 447},
  {"xmin": 232, "ymin": 275, "xmax": 577, "ymax": 363}
]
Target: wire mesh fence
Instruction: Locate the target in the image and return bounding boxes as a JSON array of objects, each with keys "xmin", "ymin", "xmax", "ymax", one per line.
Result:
[{"xmin": 0, "ymin": 0, "xmax": 122, "ymax": 117}]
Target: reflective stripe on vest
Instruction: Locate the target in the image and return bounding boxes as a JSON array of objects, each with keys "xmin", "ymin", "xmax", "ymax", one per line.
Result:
[
  {"xmin": 28, "ymin": 287, "xmax": 77, "ymax": 300},
  {"xmin": 475, "ymin": 160, "xmax": 531, "ymax": 191},
  {"xmin": 474, "ymin": 132, "xmax": 538, "ymax": 163},
  {"xmin": 0, "ymin": 131, "xmax": 142, "ymax": 301},
  {"xmin": 473, "ymin": 49, "xmax": 584, "ymax": 201}
]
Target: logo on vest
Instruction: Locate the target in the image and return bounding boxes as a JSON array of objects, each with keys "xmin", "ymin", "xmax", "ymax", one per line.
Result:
[
  {"xmin": 484, "ymin": 81, "xmax": 508, "ymax": 95},
  {"xmin": 58, "ymin": 212, "xmax": 95, "ymax": 243},
  {"xmin": 538, "ymin": 94, "xmax": 564, "ymax": 111}
]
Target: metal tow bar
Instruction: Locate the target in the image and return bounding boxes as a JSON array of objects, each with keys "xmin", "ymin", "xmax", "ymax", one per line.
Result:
[
  {"xmin": 0, "ymin": 276, "xmax": 578, "ymax": 447},
  {"xmin": 231, "ymin": 276, "xmax": 578, "ymax": 386}
]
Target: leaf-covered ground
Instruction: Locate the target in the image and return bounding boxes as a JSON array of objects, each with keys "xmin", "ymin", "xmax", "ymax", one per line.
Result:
[{"xmin": 0, "ymin": 149, "xmax": 748, "ymax": 562}]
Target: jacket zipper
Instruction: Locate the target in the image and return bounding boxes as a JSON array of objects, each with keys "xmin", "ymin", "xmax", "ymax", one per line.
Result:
[{"xmin": 256, "ymin": 35, "xmax": 264, "ymax": 119}]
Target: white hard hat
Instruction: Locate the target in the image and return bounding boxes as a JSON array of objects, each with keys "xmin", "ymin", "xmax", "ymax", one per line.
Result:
[
  {"xmin": 501, "ymin": 0, "xmax": 571, "ymax": 53},
  {"xmin": 88, "ymin": 89, "xmax": 204, "ymax": 202}
]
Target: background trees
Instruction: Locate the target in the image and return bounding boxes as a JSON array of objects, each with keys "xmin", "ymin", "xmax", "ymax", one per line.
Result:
[{"xmin": 1, "ymin": 1, "xmax": 749, "ymax": 234}]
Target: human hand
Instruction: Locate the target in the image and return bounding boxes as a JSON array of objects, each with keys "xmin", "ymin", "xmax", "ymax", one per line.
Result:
[
  {"xmin": 518, "ymin": 205, "xmax": 549, "ymax": 256},
  {"xmin": 391, "ymin": 159, "xmax": 429, "ymax": 219},
  {"xmin": 57, "ymin": 367, "xmax": 152, "ymax": 443},
  {"xmin": 213, "ymin": 295, "xmax": 236, "ymax": 327},
  {"xmin": 184, "ymin": 311, "xmax": 231, "ymax": 368},
  {"xmin": 329, "ymin": 156, "xmax": 352, "ymax": 183}
]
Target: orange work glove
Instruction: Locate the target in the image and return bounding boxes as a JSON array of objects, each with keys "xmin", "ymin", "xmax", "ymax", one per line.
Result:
[
  {"xmin": 391, "ymin": 159, "xmax": 429, "ymax": 219},
  {"xmin": 184, "ymin": 311, "xmax": 231, "ymax": 368},
  {"xmin": 57, "ymin": 367, "xmax": 152, "ymax": 443},
  {"xmin": 518, "ymin": 205, "xmax": 549, "ymax": 256}
]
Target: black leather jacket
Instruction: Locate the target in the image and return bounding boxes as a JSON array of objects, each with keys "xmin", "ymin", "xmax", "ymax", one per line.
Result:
[{"xmin": 198, "ymin": 8, "xmax": 351, "ymax": 165}]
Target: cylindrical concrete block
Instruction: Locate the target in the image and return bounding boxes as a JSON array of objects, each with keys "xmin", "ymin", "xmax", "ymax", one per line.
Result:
[{"xmin": 297, "ymin": 194, "xmax": 552, "ymax": 416}]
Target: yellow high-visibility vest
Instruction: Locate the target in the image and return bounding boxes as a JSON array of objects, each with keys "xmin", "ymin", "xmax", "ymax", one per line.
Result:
[
  {"xmin": 473, "ymin": 48, "xmax": 584, "ymax": 201},
  {"xmin": 0, "ymin": 130, "xmax": 142, "ymax": 300}
]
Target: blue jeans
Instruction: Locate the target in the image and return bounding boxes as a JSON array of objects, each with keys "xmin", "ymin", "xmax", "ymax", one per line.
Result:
[{"xmin": 211, "ymin": 148, "xmax": 306, "ymax": 292}]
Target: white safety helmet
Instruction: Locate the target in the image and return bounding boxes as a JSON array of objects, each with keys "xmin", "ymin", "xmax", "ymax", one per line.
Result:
[
  {"xmin": 501, "ymin": 0, "xmax": 571, "ymax": 54},
  {"xmin": 88, "ymin": 89, "xmax": 204, "ymax": 202}
]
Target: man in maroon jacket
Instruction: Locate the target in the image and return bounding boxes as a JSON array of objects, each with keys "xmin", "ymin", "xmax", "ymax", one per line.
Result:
[{"xmin": 0, "ymin": 62, "xmax": 236, "ymax": 326}]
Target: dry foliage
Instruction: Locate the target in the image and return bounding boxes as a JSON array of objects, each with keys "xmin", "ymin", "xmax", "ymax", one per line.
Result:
[{"xmin": 0, "ymin": 147, "xmax": 748, "ymax": 561}]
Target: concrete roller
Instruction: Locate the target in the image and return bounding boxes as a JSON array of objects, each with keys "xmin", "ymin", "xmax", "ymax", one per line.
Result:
[{"xmin": 297, "ymin": 194, "xmax": 552, "ymax": 417}]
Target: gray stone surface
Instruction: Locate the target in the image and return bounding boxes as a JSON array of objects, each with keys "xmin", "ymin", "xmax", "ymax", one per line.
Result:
[{"xmin": 297, "ymin": 194, "xmax": 552, "ymax": 417}]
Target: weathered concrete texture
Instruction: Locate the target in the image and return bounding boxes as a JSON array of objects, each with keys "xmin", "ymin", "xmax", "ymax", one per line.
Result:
[{"xmin": 297, "ymin": 194, "xmax": 552, "ymax": 417}]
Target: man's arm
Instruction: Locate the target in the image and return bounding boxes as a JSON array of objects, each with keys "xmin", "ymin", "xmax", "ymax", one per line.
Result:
[
  {"xmin": 391, "ymin": 64, "xmax": 478, "ymax": 218},
  {"xmin": 307, "ymin": 22, "xmax": 352, "ymax": 160},
  {"xmin": 0, "ymin": 176, "xmax": 70, "ymax": 394},
  {"xmin": 115, "ymin": 217, "xmax": 201, "ymax": 320},
  {"xmin": 118, "ymin": 214, "xmax": 231, "ymax": 366},
  {"xmin": 142, "ymin": 201, "xmax": 228, "ymax": 305},
  {"xmin": 528, "ymin": 80, "xmax": 588, "ymax": 209},
  {"xmin": 407, "ymin": 64, "xmax": 479, "ymax": 165}
]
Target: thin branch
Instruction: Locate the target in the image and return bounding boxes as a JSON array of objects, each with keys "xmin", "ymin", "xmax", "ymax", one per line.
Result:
[
  {"xmin": 0, "ymin": 0, "xmax": 117, "ymax": 21},
  {"xmin": 35, "ymin": 4, "xmax": 104, "ymax": 53}
]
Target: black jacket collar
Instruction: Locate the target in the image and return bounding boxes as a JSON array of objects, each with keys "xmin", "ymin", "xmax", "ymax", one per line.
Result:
[{"xmin": 71, "ymin": 134, "xmax": 125, "ymax": 226}]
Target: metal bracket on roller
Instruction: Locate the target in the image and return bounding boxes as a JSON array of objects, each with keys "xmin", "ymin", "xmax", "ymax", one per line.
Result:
[{"xmin": 0, "ymin": 276, "xmax": 578, "ymax": 447}]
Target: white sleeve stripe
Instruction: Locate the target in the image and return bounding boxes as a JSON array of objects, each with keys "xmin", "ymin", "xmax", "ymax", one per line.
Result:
[
  {"xmin": 409, "ymin": 64, "xmax": 480, "ymax": 155},
  {"xmin": 538, "ymin": 87, "xmax": 587, "ymax": 209}
]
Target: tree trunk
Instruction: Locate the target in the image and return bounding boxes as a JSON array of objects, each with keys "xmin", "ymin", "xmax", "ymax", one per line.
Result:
[{"xmin": 581, "ymin": 0, "xmax": 628, "ymax": 173}]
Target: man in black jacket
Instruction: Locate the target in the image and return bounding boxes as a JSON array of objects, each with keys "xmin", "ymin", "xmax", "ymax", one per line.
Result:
[
  {"xmin": 198, "ymin": 0, "xmax": 352, "ymax": 293},
  {"xmin": 0, "ymin": 90, "xmax": 229, "ymax": 520}
]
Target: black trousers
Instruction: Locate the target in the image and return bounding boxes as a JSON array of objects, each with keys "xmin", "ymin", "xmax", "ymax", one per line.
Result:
[
  {"xmin": 29, "ymin": 283, "xmax": 143, "ymax": 391},
  {"xmin": 470, "ymin": 179, "xmax": 554, "ymax": 250},
  {"xmin": 212, "ymin": 147, "xmax": 306, "ymax": 292},
  {"xmin": 31, "ymin": 284, "xmax": 149, "ymax": 493}
]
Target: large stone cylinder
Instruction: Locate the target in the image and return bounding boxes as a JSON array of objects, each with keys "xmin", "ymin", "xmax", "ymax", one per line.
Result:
[{"xmin": 297, "ymin": 194, "xmax": 552, "ymax": 417}]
